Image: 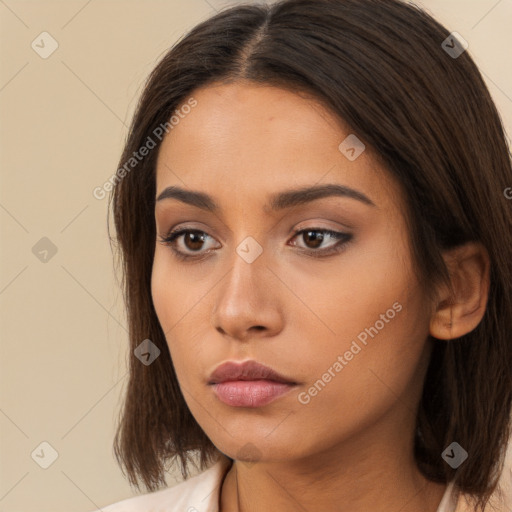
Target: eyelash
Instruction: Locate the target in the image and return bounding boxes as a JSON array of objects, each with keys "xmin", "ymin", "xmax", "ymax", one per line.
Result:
[{"xmin": 158, "ymin": 227, "xmax": 353, "ymax": 262}]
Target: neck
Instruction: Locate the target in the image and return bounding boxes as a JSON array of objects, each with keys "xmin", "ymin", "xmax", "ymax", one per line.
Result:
[{"xmin": 220, "ymin": 426, "xmax": 447, "ymax": 512}]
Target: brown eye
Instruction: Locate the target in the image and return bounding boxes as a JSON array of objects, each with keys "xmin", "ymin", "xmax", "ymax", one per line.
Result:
[
  {"xmin": 182, "ymin": 231, "xmax": 207, "ymax": 251},
  {"xmin": 289, "ymin": 228, "xmax": 353, "ymax": 257},
  {"xmin": 302, "ymin": 230, "xmax": 325, "ymax": 249},
  {"xmin": 158, "ymin": 228, "xmax": 221, "ymax": 261}
]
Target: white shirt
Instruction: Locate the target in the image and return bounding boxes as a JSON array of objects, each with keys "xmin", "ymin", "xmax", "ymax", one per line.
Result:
[{"xmin": 92, "ymin": 454, "xmax": 511, "ymax": 512}]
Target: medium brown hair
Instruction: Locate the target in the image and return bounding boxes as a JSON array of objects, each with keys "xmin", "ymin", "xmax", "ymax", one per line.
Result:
[{"xmin": 108, "ymin": 1, "xmax": 512, "ymax": 509}]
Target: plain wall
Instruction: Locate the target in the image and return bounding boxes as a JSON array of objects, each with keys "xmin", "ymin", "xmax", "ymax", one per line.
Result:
[{"xmin": 1, "ymin": 0, "xmax": 511, "ymax": 510}]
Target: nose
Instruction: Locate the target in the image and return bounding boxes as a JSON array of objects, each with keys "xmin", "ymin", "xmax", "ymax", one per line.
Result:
[{"xmin": 211, "ymin": 248, "xmax": 284, "ymax": 342}]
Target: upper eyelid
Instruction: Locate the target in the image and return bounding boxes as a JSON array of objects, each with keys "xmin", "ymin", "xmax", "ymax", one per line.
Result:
[
  {"xmin": 162, "ymin": 216, "xmax": 353, "ymax": 236},
  {"xmin": 163, "ymin": 224, "xmax": 348, "ymax": 237},
  {"xmin": 155, "ymin": 204, "xmax": 358, "ymax": 233}
]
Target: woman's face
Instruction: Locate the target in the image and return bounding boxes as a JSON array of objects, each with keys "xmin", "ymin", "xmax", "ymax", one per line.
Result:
[{"xmin": 152, "ymin": 82, "xmax": 434, "ymax": 464}]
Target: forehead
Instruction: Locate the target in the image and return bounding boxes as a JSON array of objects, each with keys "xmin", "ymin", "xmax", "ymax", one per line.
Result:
[{"xmin": 155, "ymin": 82, "xmax": 400, "ymax": 211}]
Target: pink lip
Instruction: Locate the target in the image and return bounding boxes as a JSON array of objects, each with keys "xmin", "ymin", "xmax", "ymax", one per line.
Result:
[{"xmin": 208, "ymin": 360, "xmax": 297, "ymax": 408}]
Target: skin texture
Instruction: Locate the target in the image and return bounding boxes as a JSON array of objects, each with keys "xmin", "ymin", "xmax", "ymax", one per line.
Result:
[{"xmin": 151, "ymin": 82, "xmax": 490, "ymax": 512}]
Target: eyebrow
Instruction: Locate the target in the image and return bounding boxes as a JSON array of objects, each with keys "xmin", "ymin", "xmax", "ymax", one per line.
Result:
[{"xmin": 155, "ymin": 183, "xmax": 376, "ymax": 211}]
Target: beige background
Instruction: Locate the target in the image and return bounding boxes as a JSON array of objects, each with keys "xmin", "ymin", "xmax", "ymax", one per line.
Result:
[{"xmin": 1, "ymin": 0, "xmax": 511, "ymax": 510}]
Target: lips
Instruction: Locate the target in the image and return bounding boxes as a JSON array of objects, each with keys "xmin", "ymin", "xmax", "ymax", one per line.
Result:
[
  {"xmin": 208, "ymin": 360, "xmax": 296, "ymax": 385},
  {"xmin": 208, "ymin": 360, "xmax": 297, "ymax": 407}
]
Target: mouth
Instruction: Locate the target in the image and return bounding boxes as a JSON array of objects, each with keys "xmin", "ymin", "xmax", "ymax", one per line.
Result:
[{"xmin": 208, "ymin": 360, "xmax": 298, "ymax": 408}]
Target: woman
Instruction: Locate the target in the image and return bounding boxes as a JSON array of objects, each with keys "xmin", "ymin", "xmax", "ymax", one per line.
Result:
[{"xmin": 93, "ymin": 0, "xmax": 512, "ymax": 510}]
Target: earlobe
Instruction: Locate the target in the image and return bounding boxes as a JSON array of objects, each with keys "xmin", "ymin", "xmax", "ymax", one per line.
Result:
[{"xmin": 429, "ymin": 242, "xmax": 490, "ymax": 341}]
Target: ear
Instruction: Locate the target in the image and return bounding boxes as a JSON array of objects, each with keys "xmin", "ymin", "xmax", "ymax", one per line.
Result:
[{"xmin": 429, "ymin": 242, "xmax": 490, "ymax": 340}]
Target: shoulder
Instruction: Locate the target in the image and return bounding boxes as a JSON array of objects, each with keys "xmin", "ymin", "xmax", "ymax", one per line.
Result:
[
  {"xmin": 93, "ymin": 455, "xmax": 232, "ymax": 512},
  {"xmin": 453, "ymin": 441, "xmax": 512, "ymax": 512}
]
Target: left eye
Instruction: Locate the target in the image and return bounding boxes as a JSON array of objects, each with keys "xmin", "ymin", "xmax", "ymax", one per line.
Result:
[{"xmin": 289, "ymin": 228, "xmax": 351, "ymax": 252}]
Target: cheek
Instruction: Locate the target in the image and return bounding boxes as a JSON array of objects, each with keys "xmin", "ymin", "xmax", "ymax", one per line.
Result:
[
  {"xmin": 290, "ymin": 295, "xmax": 429, "ymax": 453},
  {"xmin": 283, "ymin": 227, "xmax": 415, "ymax": 353},
  {"xmin": 151, "ymin": 251, "xmax": 190, "ymax": 370},
  {"xmin": 151, "ymin": 251, "xmax": 174, "ymax": 332},
  {"xmin": 290, "ymin": 230, "xmax": 429, "ymax": 408},
  {"xmin": 150, "ymin": 250, "xmax": 213, "ymax": 387},
  {"xmin": 151, "ymin": 247, "xmax": 204, "ymax": 334}
]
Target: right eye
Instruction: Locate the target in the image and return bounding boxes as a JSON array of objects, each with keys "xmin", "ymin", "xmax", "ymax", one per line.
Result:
[{"xmin": 158, "ymin": 228, "xmax": 221, "ymax": 261}]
